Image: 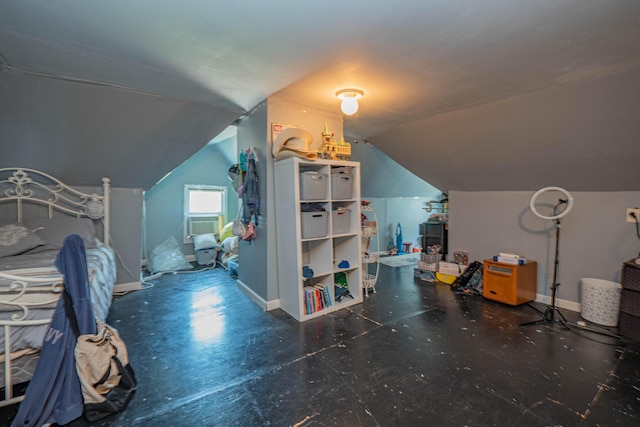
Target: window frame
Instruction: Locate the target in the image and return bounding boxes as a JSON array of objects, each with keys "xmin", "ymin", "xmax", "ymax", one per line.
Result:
[{"xmin": 183, "ymin": 184, "xmax": 226, "ymax": 243}]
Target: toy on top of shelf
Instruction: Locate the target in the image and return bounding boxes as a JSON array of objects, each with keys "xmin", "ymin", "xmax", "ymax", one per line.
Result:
[
  {"xmin": 320, "ymin": 122, "xmax": 351, "ymax": 161},
  {"xmin": 322, "ymin": 122, "xmax": 333, "ymax": 143}
]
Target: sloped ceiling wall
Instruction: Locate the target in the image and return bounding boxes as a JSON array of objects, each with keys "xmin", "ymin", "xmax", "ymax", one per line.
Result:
[
  {"xmin": 1, "ymin": 1, "xmax": 639, "ymax": 192},
  {"xmin": 371, "ymin": 67, "xmax": 640, "ymax": 192},
  {"xmin": 0, "ymin": 71, "xmax": 239, "ymax": 189}
]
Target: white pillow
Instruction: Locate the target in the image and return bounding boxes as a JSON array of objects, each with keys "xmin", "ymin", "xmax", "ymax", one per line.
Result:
[
  {"xmin": 192, "ymin": 233, "xmax": 218, "ymax": 250},
  {"xmin": 221, "ymin": 236, "xmax": 239, "ymax": 254},
  {"xmin": 0, "ymin": 223, "xmax": 45, "ymax": 257}
]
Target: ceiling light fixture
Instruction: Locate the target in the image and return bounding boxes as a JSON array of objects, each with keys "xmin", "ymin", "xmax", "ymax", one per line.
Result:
[{"xmin": 336, "ymin": 89, "xmax": 364, "ymax": 116}]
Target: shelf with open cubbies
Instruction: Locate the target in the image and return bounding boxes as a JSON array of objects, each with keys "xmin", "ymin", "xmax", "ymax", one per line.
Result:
[{"xmin": 274, "ymin": 157, "xmax": 362, "ymax": 321}]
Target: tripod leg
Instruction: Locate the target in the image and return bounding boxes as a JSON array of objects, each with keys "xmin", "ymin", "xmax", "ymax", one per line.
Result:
[
  {"xmin": 519, "ymin": 317, "xmax": 548, "ymax": 327},
  {"xmin": 556, "ymin": 308, "xmax": 568, "ymax": 323},
  {"xmin": 521, "ymin": 220, "xmax": 566, "ymax": 328},
  {"xmin": 520, "ymin": 305, "xmax": 553, "ymax": 326},
  {"xmin": 553, "ymin": 307, "xmax": 570, "ymax": 329}
]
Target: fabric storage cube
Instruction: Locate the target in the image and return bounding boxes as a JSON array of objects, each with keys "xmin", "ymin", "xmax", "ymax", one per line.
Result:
[
  {"xmin": 301, "ymin": 211, "xmax": 328, "ymax": 238},
  {"xmin": 332, "ymin": 209, "xmax": 351, "ymax": 234},
  {"xmin": 300, "ymin": 171, "xmax": 327, "ymax": 200},
  {"xmin": 580, "ymin": 278, "xmax": 621, "ymax": 327},
  {"xmin": 622, "ymin": 262, "xmax": 640, "ymax": 291},
  {"xmin": 619, "ymin": 312, "xmax": 640, "ymax": 340},
  {"xmin": 620, "ymin": 288, "xmax": 640, "ymax": 314},
  {"xmin": 620, "ymin": 288, "xmax": 640, "ymax": 339},
  {"xmin": 331, "ymin": 168, "xmax": 353, "ymax": 199}
]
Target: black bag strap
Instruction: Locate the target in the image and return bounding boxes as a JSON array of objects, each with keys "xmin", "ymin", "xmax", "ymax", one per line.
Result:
[
  {"xmin": 93, "ymin": 355, "xmax": 136, "ymax": 391},
  {"xmin": 93, "ymin": 360, "xmax": 113, "ymax": 389}
]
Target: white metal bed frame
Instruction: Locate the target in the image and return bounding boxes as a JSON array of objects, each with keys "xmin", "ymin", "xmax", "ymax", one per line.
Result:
[{"xmin": 0, "ymin": 168, "xmax": 110, "ymax": 407}]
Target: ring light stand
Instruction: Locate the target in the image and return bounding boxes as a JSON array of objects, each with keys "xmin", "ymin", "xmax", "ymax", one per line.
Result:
[{"xmin": 520, "ymin": 187, "xmax": 574, "ymax": 328}]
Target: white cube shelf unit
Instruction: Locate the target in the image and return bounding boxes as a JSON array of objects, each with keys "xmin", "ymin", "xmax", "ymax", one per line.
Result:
[{"xmin": 274, "ymin": 157, "xmax": 363, "ymax": 321}]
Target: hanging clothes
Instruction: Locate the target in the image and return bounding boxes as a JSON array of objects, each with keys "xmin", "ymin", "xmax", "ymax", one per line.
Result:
[
  {"xmin": 12, "ymin": 234, "xmax": 97, "ymax": 427},
  {"xmin": 242, "ymin": 148, "xmax": 261, "ymax": 226}
]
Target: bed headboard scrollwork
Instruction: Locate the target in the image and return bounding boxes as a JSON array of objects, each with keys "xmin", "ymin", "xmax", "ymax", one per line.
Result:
[{"xmin": 0, "ymin": 168, "xmax": 111, "ymax": 245}]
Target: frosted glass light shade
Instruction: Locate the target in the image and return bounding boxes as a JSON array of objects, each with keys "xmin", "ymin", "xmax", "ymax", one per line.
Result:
[
  {"xmin": 341, "ymin": 97, "xmax": 359, "ymax": 115},
  {"xmin": 336, "ymin": 89, "xmax": 364, "ymax": 116}
]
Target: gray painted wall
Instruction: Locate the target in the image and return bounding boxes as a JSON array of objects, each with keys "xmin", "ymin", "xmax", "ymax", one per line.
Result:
[
  {"xmin": 109, "ymin": 187, "xmax": 144, "ymax": 284},
  {"xmin": 236, "ymin": 101, "xmax": 271, "ymax": 301},
  {"xmin": 144, "ymin": 138, "xmax": 238, "ymax": 261},
  {"xmin": 371, "ymin": 67, "xmax": 640, "ymax": 193},
  {"xmin": 0, "ymin": 70, "xmax": 238, "ymax": 191},
  {"xmin": 350, "ymin": 138, "xmax": 443, "ymax": 252},
  {"xmin": 351, "ymin": 141, "xmax": 443, "ymax": 198},
  {"xmin": 449, "ymin": 190, "xmax": 640, "ymax": 307}
]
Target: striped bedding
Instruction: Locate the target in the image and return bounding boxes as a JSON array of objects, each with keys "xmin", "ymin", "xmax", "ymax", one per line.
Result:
[{"xmin": 0, "ymin": 242, "xmax": 116, "ymax": 386}]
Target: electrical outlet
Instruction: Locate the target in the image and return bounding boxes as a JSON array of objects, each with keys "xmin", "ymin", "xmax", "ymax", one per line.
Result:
[{"xmin": 627, "ymin": 208, "xmax": 640, "ymax": 223}]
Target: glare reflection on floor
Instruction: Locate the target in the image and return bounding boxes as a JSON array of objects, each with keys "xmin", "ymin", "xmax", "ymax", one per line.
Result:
[{"xmin": 190, "ymin": 289, "xmax": 224, "ymax": 342}]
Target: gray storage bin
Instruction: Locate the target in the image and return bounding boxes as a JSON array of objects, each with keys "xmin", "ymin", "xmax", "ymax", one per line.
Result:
[
  {"xmin": 332, "ymin": 209, "xmax": 351, "ymax": 234},
  {"xmin": 195, "ymin": 248, "xmax": 217, "ymax": 266},
  {"xmin": 331, "ymin": 174, "xmax": 353, "ymax": 199},
  {"xmin": 301, "ymin": 211, "xmax": 328, "ymax": 238},
  {"xmin": 300, "ymin": 171, "xmax": 327, "ymax": 200}
]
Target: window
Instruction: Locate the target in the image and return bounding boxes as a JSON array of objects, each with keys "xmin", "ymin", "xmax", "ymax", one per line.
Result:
[{"xmin": 184, "ymin": 185, "xmax": 225, "ymax": 242}]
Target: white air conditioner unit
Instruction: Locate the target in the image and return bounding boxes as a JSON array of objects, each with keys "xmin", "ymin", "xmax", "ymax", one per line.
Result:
[{"xmin": 188, "ymin": 216, "xmax": 220, "ymax": 236}]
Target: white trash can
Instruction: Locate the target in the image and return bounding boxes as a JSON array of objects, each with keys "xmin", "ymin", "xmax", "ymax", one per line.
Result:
[{"xmin": 580, "ymin": 278, "xmax": 622, "ymax": 327}]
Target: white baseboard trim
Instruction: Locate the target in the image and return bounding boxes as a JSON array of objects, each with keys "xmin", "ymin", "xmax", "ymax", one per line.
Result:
[
  {"xmin": 113, "ymin": 281, "xmax": 142, "ymax": 293},
  {"xmin": 535, "ymin": 293, "xmax": 580, "ymax": 313},
  {"xmin": 236, "ymin": 279, "xmax": 280, "ymax": 311}
]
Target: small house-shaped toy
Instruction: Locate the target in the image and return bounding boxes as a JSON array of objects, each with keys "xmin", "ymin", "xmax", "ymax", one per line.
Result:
[{"xmin": 320, "ymin": 123, "xmax": 351, "ymax": 160}]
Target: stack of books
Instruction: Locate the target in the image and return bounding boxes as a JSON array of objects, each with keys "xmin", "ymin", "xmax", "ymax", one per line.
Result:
[
  {"xmin": 493, "ymin": 252, "xmax": 528, "ymax": 265},
  {"xmin": 304, "ymin": 284, "xmax": 333, "ymax": 314}
]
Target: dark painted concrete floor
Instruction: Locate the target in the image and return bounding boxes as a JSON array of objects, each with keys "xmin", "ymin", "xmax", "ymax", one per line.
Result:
[{"xmin": 2, "ymin": 262, "xmax": 639, "ymax": 426}]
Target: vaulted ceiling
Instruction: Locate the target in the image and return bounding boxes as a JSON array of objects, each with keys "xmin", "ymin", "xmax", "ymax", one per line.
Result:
[{"xmin": 1, "ymin": 1, "xmax": 639, "ymax": 191}]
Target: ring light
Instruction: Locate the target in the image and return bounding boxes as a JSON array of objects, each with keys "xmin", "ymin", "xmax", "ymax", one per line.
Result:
[
  {"xmin": 529, "ymin": 186, "xmax": 574, "ymax": 220},
  {"xmin": 522, "ymin": 184, "xmax": 617, "ymax": 337},
  {"xmin": 521, "ymin": 186, "xmax": 574, "ymax": 327}
]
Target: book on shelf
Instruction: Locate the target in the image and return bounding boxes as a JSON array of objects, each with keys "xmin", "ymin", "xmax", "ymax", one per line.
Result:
[
  {"xmin": 304, "ymin": 284, "xmax": 332, "ymax": 314},
  {"xmin": 314, "ymin": 284, "xmax": 332, "ymax": 307},
  {"xmin": 304, "ymin": 287, "xmax": 313, "ymax": 314}
]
